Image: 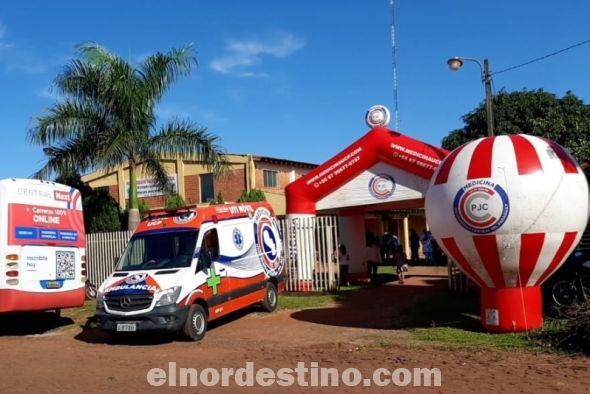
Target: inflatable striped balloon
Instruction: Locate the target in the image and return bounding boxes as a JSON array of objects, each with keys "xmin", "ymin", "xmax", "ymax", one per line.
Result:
[{"xmin": 426, "ymin": 134, "xmax": 589, "ymax": 332}]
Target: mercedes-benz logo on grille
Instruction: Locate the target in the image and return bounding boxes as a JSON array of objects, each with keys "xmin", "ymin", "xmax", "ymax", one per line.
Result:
[{"xmin": 120, "ymin": 296, "xmax": 132, "ymax": 309}]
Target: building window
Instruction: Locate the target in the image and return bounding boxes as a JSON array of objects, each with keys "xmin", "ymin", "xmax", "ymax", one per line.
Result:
[
  {"xmin": 263, "ymin": 170, "xmax": 278, "ymax": 188},
  {"xmin": 200, "ymin": 173, "xmax": 214, "ymax": 203}
]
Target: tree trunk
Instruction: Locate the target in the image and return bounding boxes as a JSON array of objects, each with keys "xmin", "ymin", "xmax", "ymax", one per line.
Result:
[{"xmin": 127, "ymin": 160, "xmax": 141, "ymax": 231}]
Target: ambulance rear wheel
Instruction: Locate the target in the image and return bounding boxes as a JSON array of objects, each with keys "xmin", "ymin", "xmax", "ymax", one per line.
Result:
[
  {"xmin": 261, "ymin": 282, "xmax": 278, "ymax": 312},
  {"xmin": 183, "ymin": 304, "xmax": 207, "ymax": 341}
]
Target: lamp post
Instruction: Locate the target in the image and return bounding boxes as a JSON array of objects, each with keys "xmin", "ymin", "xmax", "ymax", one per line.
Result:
[{"xmin": 447, "ymin": 57, "xmax": 494, "ymax": 137}]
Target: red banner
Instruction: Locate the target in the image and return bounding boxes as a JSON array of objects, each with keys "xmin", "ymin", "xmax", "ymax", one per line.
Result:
[{"xmin": 7, "ymin": 203, "xmax": 85, "ymax": 247}]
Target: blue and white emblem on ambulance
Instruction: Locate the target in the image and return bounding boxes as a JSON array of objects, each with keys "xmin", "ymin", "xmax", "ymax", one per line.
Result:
[
  {"xmin": 233, "ymin": 228, "xmax": 244, "ymax": 250},
  {"xmin": 253, "ymin": 207, "xmax": 284, "ymax": 276},
  {"xmin": 126, "ymin": 273, "xmax": 148, "ymax": 285}
]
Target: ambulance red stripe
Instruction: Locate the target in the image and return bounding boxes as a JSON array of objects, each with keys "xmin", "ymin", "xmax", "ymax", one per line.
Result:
[
  {"xmin": 467, "ymin": 137, "xmax": 496, "ymax": 180},
  {"xmin": 473, "ymin": 234, "xmax": 505, "ymax": 288},
  {"xmin": 509, "ymin": 135, "xmax": 543, "ymax": 175},
  {"xmin": 517, "ymin": 233, "xmax": 545, "ymax": 286},
  {"xmin": 441, "ymin": 237, "xmax": 487, "ymax": 287}
]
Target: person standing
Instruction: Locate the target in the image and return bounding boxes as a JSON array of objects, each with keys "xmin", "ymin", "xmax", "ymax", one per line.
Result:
[
  {"xmin": 365, "ymin": 236, "xmax": 382, "ymax": 282},
  {"xmin": 337, "ymin": 244, "xmax": 350, "ymax": 286},
  {"xmin": 420, "ymin": 229, "xmax": 434, "ymax": 264},
  {"xmin": 409, "ymin": 229, "xmax": 420, "ymax": 263},
  {"xmin": 395, "ymin": 244, "xmax": 408, "ymax": 284}
]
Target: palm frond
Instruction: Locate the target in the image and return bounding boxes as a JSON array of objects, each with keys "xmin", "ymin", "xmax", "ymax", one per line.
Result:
[
  {"xmin": 32, "ymin": 137, "xmax": 98, "ymax": 180},
  {"xmin": 28, "ymin": 100, "xmax": 110, "ymax": 145},
  {"xmin": 140, "ymin": 151, "xmax": 175, "ymax": 194},
  {"xmin": 150, "ymin": 119, "xmax": 228, "ymax": 174},
  {"xmin": 76, "ymin": 42, "xmax": 117, "ymax": 66},
  {"xmin": 54, "ymin": 59, "xmax": 105, "ymax": 101},
  {"xmin": 139, "ymin": 44, "xmax": 197, "ymax": 103}
]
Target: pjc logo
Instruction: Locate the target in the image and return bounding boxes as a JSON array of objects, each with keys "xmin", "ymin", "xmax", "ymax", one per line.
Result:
[
  {"xmin": 368, "ymin": 174, "xmax": 396, "ymax": 199},
  {"xmin": 453, "ymin": 180, "xmax": 510, "ymax": 234}
]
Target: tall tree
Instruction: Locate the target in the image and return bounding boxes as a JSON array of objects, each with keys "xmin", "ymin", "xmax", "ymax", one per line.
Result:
[
  {"xmin": 29, "ymin": 42, "xmax": 226, "ymax": 230},
  {"xmin": 442, "ymin": 89, "xmax": 590, "ymax": 163}
]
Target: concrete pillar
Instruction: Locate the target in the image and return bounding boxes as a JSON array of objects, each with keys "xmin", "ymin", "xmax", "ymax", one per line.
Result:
[
  {"xmin": 247, "ymin": 155, "xmax": 256, "ymax": 191},
  {"xmin": 403, "ymin": 215, "xmax": 410, "ymax": 259}
]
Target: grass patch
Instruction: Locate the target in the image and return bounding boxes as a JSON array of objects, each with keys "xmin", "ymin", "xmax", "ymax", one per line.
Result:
[
  {"xmin": 65, "ymin": 300, "xmax": 96, "ymax": 318},
  {"xmin": 401, "ymin": 291, "xmax": 535, "ymax": 351},
  {"xmin": 279, "ymin": 285, "xmax": 363, "ymax": 311},
  {"xmin": 410, "ymin": 327, "xmax": 532, "ymax": 351}
]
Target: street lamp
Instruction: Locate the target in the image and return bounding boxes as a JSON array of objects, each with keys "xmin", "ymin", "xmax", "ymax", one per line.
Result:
[{"xmin": 447, "ymin": 57, "xmax": 494, "ymax": 137}]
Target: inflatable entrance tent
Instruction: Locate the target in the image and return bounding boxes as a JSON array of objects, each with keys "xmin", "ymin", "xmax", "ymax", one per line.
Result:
[{"xmin": 285, "ymin": 106, "xmax": 448, "ymax": 287}]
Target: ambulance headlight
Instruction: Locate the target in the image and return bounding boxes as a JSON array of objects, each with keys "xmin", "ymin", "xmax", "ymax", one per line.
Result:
[
  {"xmin": 155, "ymin": 286, "xmax": 182, "ymax": 307},
  {"xmin": 365, "ymin": 105, "xmax": 391, "ymax": 128},
  {"xmin": 96, "ymin": 291, "xmax": 105, "ymax": 308}
]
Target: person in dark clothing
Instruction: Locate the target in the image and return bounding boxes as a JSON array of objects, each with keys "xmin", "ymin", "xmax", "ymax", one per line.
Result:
[{"xmin": 409, "ymin": 229, "xmax": 420, "ymax": 263}]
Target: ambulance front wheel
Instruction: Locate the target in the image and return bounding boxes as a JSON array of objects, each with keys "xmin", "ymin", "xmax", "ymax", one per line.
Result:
[
  {"xmin": 183, "ymin": 304, "xmax": 207, "ymax": 341},
  {"xmin": 261, "ymin": 282, "xmax": 278, "ymax": 312}
]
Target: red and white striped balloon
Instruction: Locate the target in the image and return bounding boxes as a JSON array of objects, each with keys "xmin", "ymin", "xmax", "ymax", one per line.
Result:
[{"xmin": 426, "ymin": 134, "xmax": 588, "ymax": 332}]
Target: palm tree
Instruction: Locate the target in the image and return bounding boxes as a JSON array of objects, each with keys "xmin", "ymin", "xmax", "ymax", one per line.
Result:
[{"xmin": 29, "ymin": 42, "xmax": 226, "ymax": 230}]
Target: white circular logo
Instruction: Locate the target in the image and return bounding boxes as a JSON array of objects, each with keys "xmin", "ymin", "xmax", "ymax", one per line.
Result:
[
  {"xmin": 125, "ymin": 273, "xmax": 148, "ymax": 284},
  {"xmin": 254, "ymin": 207, "xmax": 284, "ymax": 276},
  {"xmin": 368, "ymin": 174, "xmax": 396, "ymax": 199}
]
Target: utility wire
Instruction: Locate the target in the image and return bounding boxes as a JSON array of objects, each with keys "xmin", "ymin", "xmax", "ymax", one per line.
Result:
[{"xmin": 492, "ymin": 38, "xmax": 590, "ymax": 76}]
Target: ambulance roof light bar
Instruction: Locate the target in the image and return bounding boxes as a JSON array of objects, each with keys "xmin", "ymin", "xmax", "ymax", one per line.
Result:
[
  {"xmin": 365, "ymin": 105, "xmax": 391, "ymax": 128},
  {"xmin": 145, "ymin": 205, "xmax": 198, "ymax": 219}
]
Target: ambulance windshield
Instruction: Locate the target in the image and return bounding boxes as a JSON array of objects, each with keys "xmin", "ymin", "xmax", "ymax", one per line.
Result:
[{"xmin": 115, "ymin": 229, "xmax": 198, "ymax": 271}]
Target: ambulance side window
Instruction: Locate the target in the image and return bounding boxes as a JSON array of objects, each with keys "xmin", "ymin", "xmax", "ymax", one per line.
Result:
[{"xmin": 197, "ymin": 229, "xmax": 219, "ymax": 272}]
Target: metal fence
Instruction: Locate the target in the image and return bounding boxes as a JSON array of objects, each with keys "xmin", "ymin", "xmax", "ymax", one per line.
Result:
[
  {"xmin": 279, "ymin": 215, "xmax": 340, "ymax": 293},
  {"xmin": 86, "ymin": 230, "xmax": 132, "ymax": 285},
  {"xmin": 85, "ymin": 216, "xmax": 340, "ymax": 292},
  {"xmin": 447, "ymin": 261, "xmax": 478, "ymax": 293}
]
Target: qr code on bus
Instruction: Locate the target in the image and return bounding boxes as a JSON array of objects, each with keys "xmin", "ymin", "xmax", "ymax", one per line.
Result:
[{"xmin": 56, "ymin": 251, "xmax": 75, "ymax": 280}]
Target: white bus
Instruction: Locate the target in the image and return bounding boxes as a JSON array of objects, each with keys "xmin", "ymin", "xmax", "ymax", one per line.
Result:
[{"xmin": 0, "ymin": 179, "xmax": 86, "ymax": 313}]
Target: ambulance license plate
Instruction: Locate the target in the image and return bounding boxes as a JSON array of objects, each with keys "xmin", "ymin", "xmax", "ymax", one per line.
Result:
[{"xmin": 116, "ymin": 323, "xmax": 137, "ymax": 332}]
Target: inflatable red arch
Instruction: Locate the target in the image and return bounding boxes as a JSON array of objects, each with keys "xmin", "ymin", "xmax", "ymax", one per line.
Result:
[
  {"xmin": 286, "ymin": 126, "xmax": 449, "ymax": 215},
  {"xmin": 284, "ymin": 126, "xmax": 448, "ymax": 289}
]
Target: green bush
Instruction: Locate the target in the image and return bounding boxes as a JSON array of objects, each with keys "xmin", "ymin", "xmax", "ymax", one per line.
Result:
[
  {"xmin": 82, "ymin": 189, "xmax": 123, "ymax": 233},
  {"xmin": 138, "ymin": 199, "xmax": 150, "ymax": 214},
  {"xmin": 237, "ymin": 188, "xmax": 266, "ymax": 202},
  {"xmin": 215, "ymin": 192, "xmax": 225, "ymax": 205},
  {"xmin": 166, "ymin": 194, "xmax": 186, "ymax": 208},
  {"xmin": 532, "ymin": 300, "xmax": 590, "ymax": 354}
]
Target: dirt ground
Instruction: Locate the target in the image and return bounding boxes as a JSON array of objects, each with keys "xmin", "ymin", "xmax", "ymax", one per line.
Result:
[{"xmin": 1, "ymin": 267, "xmax": 589, "ymax": 393}]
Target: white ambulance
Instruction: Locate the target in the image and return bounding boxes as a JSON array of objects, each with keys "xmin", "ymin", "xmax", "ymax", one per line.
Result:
[
  {"xmin": 96, "ymin": 202, "xmax": 285, "ymax": 341},
  {"xmin": 0, "ymin": 178, "xmax": 86, "ymax": 313}
]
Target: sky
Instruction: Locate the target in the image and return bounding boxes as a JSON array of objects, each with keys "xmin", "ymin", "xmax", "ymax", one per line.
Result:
[{"xmin": 1, "ymin": 0, "xmax": 590, "ymax": 179}]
